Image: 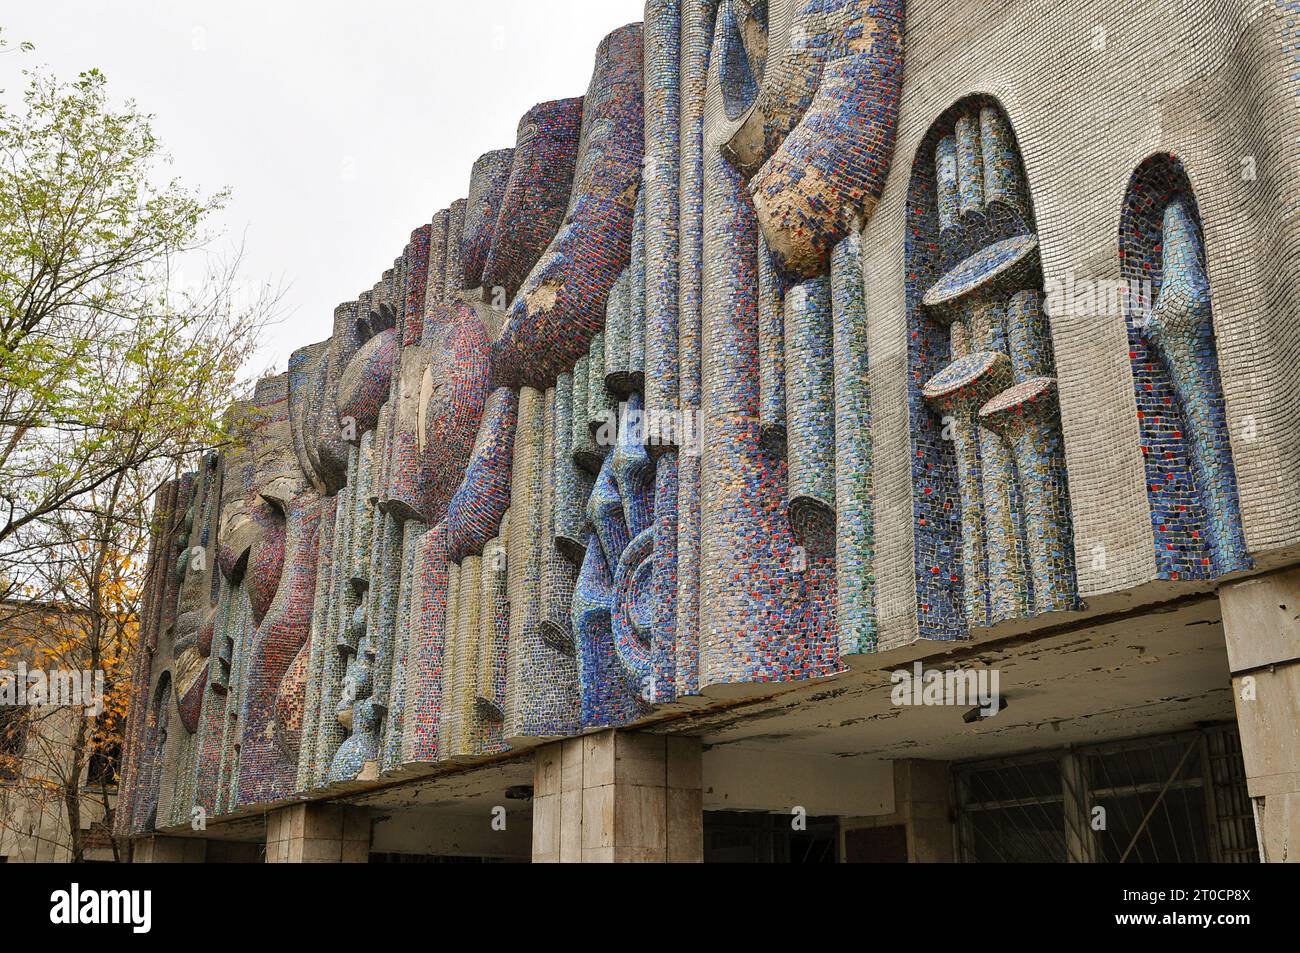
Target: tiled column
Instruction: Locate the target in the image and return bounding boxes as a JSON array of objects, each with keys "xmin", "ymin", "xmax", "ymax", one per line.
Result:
[
  {"xmin": 264, "ymin": 803, "xmax": 370, "ymax": 863},
  {"xmin": 532, "ymin": 730, "xmax": 702, "ymax": 863},
  {"xmin": 131, "ymin": 836, "xmax": 207, "ymax": 863},
  {"xmin": 1220, "ymin": 568, "xmax": 1300, "ymax": 863}
]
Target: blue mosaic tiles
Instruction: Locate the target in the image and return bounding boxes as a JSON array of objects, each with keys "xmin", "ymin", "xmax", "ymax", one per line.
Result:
[
  {"xmin": 1119, "ymin": 154, "xmax": 1250, "ymax": 579},
  {"xmin": 574, "ymin": 404, "xmax": 655, "ymax": 725},
  {"xmin": 447, "ymin": 388, "xmax": 518, "ymax": 562},
  {"xmin": 491, "ymin": 25, "xmax": 646, "ymax": 391},
  {"xmin": 784, "ymin": 275, "xmax": 836, "ymax": 548},
  {"xmin": 733, "ymin": 0, "xmax": 905, "ymax": 276},
  {"xmin": 906, "ymin": 97, "xmax": 1077, "ymax": 639}
]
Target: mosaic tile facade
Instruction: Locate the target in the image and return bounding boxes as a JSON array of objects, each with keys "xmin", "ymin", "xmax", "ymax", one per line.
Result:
[
  {"xmin": 906, "ymin": 97, "xmax": 1077, "ymax": 640},
  {"xmin": 1118, "ymin": 155, "xmax": 1251, "ymax": 581},
  {"xmin": 115, "ymin": 0, "xmax": 1299, "ymax": 837}
]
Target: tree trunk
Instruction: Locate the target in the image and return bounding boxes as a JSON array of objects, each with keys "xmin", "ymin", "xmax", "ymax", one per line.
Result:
[{"xmin": 64, "ymin": 716, "xmax": 87, "ymax": 862}]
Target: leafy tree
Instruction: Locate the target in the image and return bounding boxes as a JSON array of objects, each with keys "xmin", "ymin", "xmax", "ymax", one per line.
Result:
[
  {"xmin": 0, "ymin": 41, "xmax": 275, "ymax": 566},
  {"xmin": 0, "ymin": 26, "xmax": 275, "ymax": 860},
  {"xmin": 0, "ymin": 468, "xmax": 149, "ymax": 862}
]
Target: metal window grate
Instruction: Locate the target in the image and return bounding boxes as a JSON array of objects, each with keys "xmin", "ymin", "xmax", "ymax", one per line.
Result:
[
  {"xmin": 954, "ymin": 725, "xmax": 1259, "ymax": 863},
  {"xmin": 1204, "ymin": 724, "xmax": 1259, "ymax": 863}
]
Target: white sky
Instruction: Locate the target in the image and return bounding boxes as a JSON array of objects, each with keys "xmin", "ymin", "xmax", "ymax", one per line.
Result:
[{"xmin": 2, "ymin": 1, "xmax": 646, "ymax": 374}]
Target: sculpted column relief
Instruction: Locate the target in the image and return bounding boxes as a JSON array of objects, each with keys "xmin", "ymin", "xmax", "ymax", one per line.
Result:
[{"xmin": 115, "ymin": 1, "xmax": 1281, "ymax": 837}]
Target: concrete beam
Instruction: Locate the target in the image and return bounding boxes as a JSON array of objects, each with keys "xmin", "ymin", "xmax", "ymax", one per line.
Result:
[{"xmin": 131, "ymin": 835, "xmax": 207, "ymax": 863}]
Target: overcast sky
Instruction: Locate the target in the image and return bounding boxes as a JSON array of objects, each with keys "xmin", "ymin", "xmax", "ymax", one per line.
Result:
[{"xmin": 3, "ymin": 1, "xmax": 645, "ymax": 373}]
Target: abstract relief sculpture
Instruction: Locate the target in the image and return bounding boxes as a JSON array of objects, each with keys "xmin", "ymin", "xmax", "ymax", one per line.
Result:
[
  {"xmin": 491, "ymin": 24, "xmax": 646, "ymax": 389},
  {"xmin": 116, "ymin": 3, "xmax": 1275, "ymax": 841},
  {"xmin": 725, "ymin": 0, "xmax": 905, "ymax": 276},
  {"xmin": 114, "ymin": 6, "xmax": 912, "ymax": 834},
  {"xmin": 575, "ymin": 391, "xmax": 658, "ymax": 726},
  {"xmin": 481, "ymin": 99, "xmax": 583, "ymax": 304},
  {"xmin": 109, "ymin": 3, "xmax": 915, "ymax": 832},
  {"xmin": 104, "ymin": 0, "xmax": 1292, "ymax": 858},
  {"xmin": 1119, "ymin": 155, "xmax": 1250, "ymax": 580},
  {"xmin": 907, "ymin": 98, "xmax": 1077, "ymax": 640}
]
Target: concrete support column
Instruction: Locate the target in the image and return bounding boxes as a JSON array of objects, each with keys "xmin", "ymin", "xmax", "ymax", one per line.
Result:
[
  {"xmin": 131, "ymin": 835, "xmax": 207, "ymax": 863},
  {"xmin": 1220, "ymin": 568, "xmax": 1300, "ymax": 863},
  {"xmin": 841, "ymin": 760, "xmax": 955, "ymax": 862},
  {"xmin": 264, "ymin": 803, "xmax": 371, "ymax": 863},
  {"xmin": 532, "ymin": 730, "xmax": 702, "ymax": 863}
]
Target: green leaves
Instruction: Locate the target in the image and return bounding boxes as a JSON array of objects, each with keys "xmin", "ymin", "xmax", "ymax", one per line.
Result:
[
  {"xmin": 0, "ymin": 41, "xmax": 269, "ymax": 554},
  {"xmin": 0, "ymin": 32, "xmax": 265, "ymax": 862}
]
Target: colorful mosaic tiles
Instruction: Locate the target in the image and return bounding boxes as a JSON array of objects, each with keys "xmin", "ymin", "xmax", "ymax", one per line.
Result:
[
  {"xmin": 337, "ymin": 329, "xmax": 398, "ymax": 436},
  {"xmin": 401, "ymin": 522, "xmax": 448, "ymax": 763},
  {"xmin": 421, "ymin": 302, "xmax": 490, "ymax": 520},
  {"xmin": 447, "ymin": 388, "xmax": 518, "ymax": 562},
  {"xmin": 506, "ymin": 388, "xmax": 581, "ymax": 739},
  {"xmin": 481, "ymin": 99, "xmax": 583, "ymax": 304},
  {"xmin": 237, "ymin": 494, "xmax": 324, "ymax": 804},
  {"xmin": 461, "ymin": 150, "xmax": 516, "ymax": 291},
  {"xmin": 114, "ymin": 2, "xmax": 1282, "ymax": 844},
  {"xmin": 1119, "ymin": 155, "xmax": 1250, "ymax": 580},
  {"xmin": 643, "ymin": 0, "xmax": 681, "ymax": 425},
  {"xmin": 907, "ymin": 97, "xmax": 1077, "ymax": 638},
  {"xmin": 784, "ymin": 275, "xmax": 836, "ymax": 546},
  {"xmin": 491, "ymin": 24, "xmax": 645, "ymax": 390},
  {"xmin": 575, "ymin": 414, "xmax": 654, "ymax": 725},
  {"xmin": 727, "ymin": 0, "xmax": 905, "ymax": 276},
  {"xmin": 831, "ymin": 232, "xmax": 876, "ymax": 654},
  {"xmin": 699, "ymin": 59, "xmax": 837, "ymax": 686}
]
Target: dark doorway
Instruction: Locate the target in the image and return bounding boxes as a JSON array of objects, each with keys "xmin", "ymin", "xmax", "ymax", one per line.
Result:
[
  {"xmin": 845, "ymin": 825, "xmax": 909, "ymax": 862},
  {"xmin": 703, "ymin": 811, "xmax": 839, "ymax": 863}
]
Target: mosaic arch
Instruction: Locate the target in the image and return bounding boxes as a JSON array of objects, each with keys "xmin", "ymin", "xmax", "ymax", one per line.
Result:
[
  {"xmin": 1118, "ymin": 154, "xmax": 1250, "ymax": 581},
  {"xmin": 905, "ymin": 95, "xmax": 1079, "ymax": 641}
]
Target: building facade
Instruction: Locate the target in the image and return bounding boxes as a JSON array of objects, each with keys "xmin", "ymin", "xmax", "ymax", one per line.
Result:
[
  {"xmin": 117, "ymin": 0, "xmax": 1300, "ymax": 863},
  {"xmin": 1, "ymin": 603, "xmax": 117, "ymax": 864}
]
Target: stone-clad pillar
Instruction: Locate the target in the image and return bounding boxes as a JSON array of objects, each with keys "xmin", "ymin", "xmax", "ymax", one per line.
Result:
[
  {"xmin": 532, "ymin": 730, "xmax": 702, "ymax": 863},
  {"xmin": 264, "ymin": 803, "xmax": 370, "ymax": 863},
  {"xmin": 132, "ymin": 836, "xmax": 207, "ymax": 863},
  {"xmin": 1220, "ymin": 568, "xmax": 1300, "ymax": 863}
]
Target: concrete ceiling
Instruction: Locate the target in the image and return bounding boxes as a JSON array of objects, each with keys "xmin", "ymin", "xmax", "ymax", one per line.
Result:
[{"xmin": 657, "ymin": 593, "xmax": 1234, "ymax": 764}]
